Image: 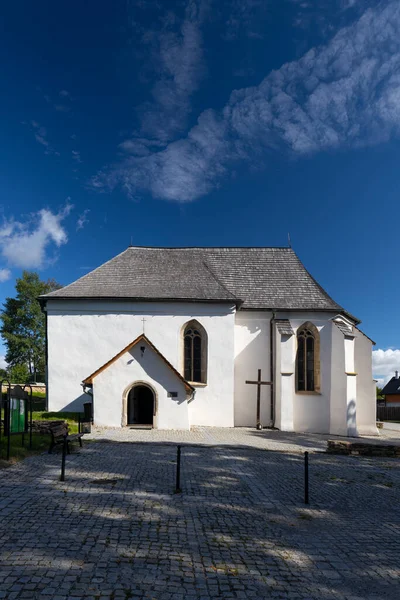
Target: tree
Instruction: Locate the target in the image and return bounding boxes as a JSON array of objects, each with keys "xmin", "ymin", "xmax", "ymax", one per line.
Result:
[
  {"xmin": 8, "ymin": 363, "xmax": 30, "ymax": 384},
  {"xmin": 0, "ymin": 271, "xmax": 61, "ymax": 380},
  {"xmin": 376, "ymin": 386, "xmax": 384, "ymax": 401}
]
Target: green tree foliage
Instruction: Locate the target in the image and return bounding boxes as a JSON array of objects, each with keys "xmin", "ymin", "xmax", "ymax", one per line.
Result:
[
  {"xmin": 0, "ymin": 272, "xmax": 61, "ymax": 378},
  {"xmin": 376, "ymin": 386, "xmax": 384, "ymax": 400},
  {"xmin": 8, "ymin": 363, "xmax": 30, "ymax": 384}
]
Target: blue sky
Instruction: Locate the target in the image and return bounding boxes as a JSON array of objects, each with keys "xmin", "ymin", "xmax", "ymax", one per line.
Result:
[{"xmin": 1, "ymin": 0, "xmax": 399, "ymax": 382}]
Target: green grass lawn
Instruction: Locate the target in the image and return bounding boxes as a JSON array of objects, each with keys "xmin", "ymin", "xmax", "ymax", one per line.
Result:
[
  {"xmin": 32, "ymin": 411, "xmax": 82, "ymax": 434},
  {"xmin": 0, "ymin": 433, "xmax": 49, "ymax": 466}
]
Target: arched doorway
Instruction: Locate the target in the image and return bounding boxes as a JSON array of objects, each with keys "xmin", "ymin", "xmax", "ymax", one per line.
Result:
[{"xmin": 127, "ymin": 385, "xmax": 155, "ymax": 426}]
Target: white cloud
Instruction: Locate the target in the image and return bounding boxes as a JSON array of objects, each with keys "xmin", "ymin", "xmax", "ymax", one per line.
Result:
[
  {"xmin": 59, "ymin": 89, "xmax": 71, "ymax": 98},
  {"xmin": 124, "ymin": 0, "xmax": 208, "ymax": 146},
  {"xmin": 30, "ymin": 121, "xmax": 60, "ymax": 156},
  {"xmin": 0, "ymin": 355, "xmax": 7, "ymax": 370},
  {"xmin": 95, "ymin": 0, "xmax": 400, "ymax": 202},
  {"xmin": 0, "ymin": 202, "xmax": 73, "ymax": 269},
  {"xmin": 0, "ymin": 268, "xmax": 11, "ymax": 282},
  {"xmin": 373, "ymin": 348, "xmax": 400, "ymax": 386},
  {"xmin": 76, "ymin": 209, "xmax": 90, "ymax": 231}
]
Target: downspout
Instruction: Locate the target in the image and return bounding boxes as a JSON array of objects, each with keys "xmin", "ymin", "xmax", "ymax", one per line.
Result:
[{"xmin": 270, "ymin": 310, "xmax": 276, "ymax": 427}]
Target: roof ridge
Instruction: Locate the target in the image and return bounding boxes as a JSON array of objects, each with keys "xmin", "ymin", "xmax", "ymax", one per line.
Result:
[
  {"xmin": 126, "ymin": 245, "xmax": 294, "ymax": 250},
  {"xmin": 201, "ymin": 260, "xmax": 240, "ymax": 302}
]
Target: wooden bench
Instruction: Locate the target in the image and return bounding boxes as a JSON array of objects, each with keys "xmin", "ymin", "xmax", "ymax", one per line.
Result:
[{"xmin": 48, "ymin": 422, "xmax": 84, "ymax": 454}]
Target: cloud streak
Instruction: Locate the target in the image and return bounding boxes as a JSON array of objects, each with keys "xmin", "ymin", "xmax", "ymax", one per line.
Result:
[
  {"xmin": 76, "ymin": 209, "xmax": 90, "ymax": 231},
  {"xmin": 30, "ymin": 121, "xmax": 60, "ymax": 156},
  {"xmin": 95, "ymin": 0, "xmax": 400, "ymax": 202},
  {"xmin": 0, "ymin": 203, "xmax": 73, "ymax": 270},
  {"xmin": 122, "ymin": 0, "xmax": 208, "ymax": 147}
]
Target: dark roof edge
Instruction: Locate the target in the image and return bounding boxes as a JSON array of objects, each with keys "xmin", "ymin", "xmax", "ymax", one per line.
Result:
[
  {"xmin": 41, "ymin": 296, "xmax": 241, "ymax": 306},
  {"xmin": 240, "ymin": 307, "xmax": 355, "ymax": 318},
  {"xmin": 354, "ymin": 326, "xmax": 375, "ymax": 345}
]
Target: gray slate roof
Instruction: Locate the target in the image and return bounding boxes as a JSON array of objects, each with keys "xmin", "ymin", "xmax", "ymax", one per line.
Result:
[
  {"xmin": 275, "ymin": 320, "xmax": 295, "ymax": 336},
  {"xmin": 333, "ymin": 319, "xmax": 354, "ymax": 336},
  {"xmin": 42, "ymin": 246, "xmax": 346, "ymax": 313}
]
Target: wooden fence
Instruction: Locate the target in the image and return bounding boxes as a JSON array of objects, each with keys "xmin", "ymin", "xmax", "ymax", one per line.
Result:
[{"xmin": 377, "ymin": 406, "xmax": 400, "ymax": 422}]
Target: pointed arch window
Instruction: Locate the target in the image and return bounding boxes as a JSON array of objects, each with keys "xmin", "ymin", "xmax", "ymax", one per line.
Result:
[
  {"xmin": 183, "ymin": 321, "xmax": 207, "ymax": 384},
  {"xmin": 296, "ymin": 322, "xmax": 320, "ymax": 393}
]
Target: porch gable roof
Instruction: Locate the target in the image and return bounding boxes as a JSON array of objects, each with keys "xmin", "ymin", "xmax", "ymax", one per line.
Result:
[{"xmin": 82, "ymin": 334, "xmax": 195, "ymax": 393}]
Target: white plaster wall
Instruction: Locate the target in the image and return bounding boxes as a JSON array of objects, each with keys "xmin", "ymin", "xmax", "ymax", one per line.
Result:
[
  {"xmin": 329, "ymin": 324, "xmax": 347, "ymax": 436},
  {"xmin": 94, "ymin": 340, "xmax": 189, "ymax": 429},
  {"xmin": 346, "ymin": 374, "xmax": 358, "ymax": 436},
  {"xmin": 234, "ymin": 311, "xmax": 272, "ymax": 427},
  {"xmin": 288, "ymin": 314, "xmax": 332, "ymax": 434},
  {"xmin": 277, "ymin": 334, "xmax": 296, "ymax": 431},
  {"xmin": 46, "ymin": 300, "xmax": 235, "ymax": 428},
  {"xmin": 235, "ymin": 311, "xmax": 336, "ymax": 434},
  {"xmin": 355, "ymin": 331, "xmax": 379, "ymax": 435}
]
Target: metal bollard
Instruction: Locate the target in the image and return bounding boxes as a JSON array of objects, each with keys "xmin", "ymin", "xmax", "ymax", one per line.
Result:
[
  {"xmin": 175, "ymin": 445, "xmax": 182, "ymax": 493},
  {"xmin": 60, "ymin": 437, "xmax": 67, "ymax": 482},
  {"xmin": 304, "ymin": 451, "xmax": 309, "ymax": 504}
]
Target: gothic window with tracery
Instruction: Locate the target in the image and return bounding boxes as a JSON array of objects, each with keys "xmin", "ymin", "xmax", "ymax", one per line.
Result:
[
  {"xmin": 296, "ymin": 322, "xmax": 320, "ymax": 392},
  {"xmin": 183, "ymin": 321, "xmax": 207, "ymax": 383}
]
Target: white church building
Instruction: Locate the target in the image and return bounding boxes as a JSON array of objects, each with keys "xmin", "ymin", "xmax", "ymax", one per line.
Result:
[{"xmin": 41, "ymin": 246, "xmax": 377, "ymax": 436}]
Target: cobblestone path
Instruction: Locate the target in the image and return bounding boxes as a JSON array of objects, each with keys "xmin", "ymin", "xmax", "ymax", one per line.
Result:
[
  {"xmin": 86, "ymin": 425, "xmax": 400, "ymax": 453},
  {"xmin": 0, "ymin": 442, "xmax": 399, "ymax": 599}
]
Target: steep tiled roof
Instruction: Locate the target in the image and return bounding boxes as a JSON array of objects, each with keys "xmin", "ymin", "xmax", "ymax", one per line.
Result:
[
  {"xmin": 42, "ymin": 246, "xmax": 345, "ymax": 313},
  {"xmin": 381, "ymin": 376, "xmax": 400, "ymax": 396}
]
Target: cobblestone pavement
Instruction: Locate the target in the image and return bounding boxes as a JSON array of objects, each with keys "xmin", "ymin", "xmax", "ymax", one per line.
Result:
[
  {"xmin": 86, "ymin": 425, "xmax": 400, "ymax": 453},
  {"xmin": 0, "ymin": 441, "xmax": 399, "ymax": 600}
]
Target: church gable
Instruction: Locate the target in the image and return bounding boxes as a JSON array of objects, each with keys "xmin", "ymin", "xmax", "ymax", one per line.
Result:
[{"xmin": 83, "ymin": 334, "xmax": 194, "ymax": 394}]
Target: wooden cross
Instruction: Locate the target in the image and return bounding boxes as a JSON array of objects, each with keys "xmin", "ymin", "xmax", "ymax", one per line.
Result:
[
  {"xmin": 246, "ymin": 369, "xmax": 272, "ymax": 430},
  {"xmin": 141, "ymin": 317, "xmax": 146, "ymax": 334}
]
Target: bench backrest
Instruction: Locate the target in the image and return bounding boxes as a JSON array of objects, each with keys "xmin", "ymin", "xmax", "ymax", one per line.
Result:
[{"xmin": 49, "ymin": 423, "xmax": 68, "ymax": 439}]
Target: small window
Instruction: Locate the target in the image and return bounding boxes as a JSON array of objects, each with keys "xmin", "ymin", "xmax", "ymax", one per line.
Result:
[
  {"xmin": 183, "ymin": 321, "xmax": 207, "ymax": 383},
  {"xmin": 296, "ymin": 322, "xmax": 320, "ymax": 392}
]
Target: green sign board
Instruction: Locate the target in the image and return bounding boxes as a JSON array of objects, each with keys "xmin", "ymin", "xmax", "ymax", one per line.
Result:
[
  {"xmin": 10, "ymin": 397, "xmax": 26, "ymax": 434},
  {"xmin": 4, "ymin": 385, "xmax": 29, "ymax": 435}
]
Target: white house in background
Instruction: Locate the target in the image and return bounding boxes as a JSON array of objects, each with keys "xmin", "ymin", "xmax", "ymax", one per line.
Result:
[{"xmin": 40, "ymin": 246, "xmax": 377, "ymax": 436}]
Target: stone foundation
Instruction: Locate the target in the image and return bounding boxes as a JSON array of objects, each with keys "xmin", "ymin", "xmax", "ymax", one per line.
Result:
[
  {"xmin": 31, "ymin": 420, "xmax": 65, "ymax": 434},
  {"xmin": 327, "ymin": 439, "xmax": 400, "ymax": 457}
]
